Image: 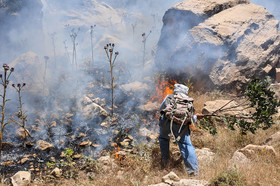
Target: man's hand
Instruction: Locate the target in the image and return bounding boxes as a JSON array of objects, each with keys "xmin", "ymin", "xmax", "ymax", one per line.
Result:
[{"xmin": 196, "ymin": 113, "xmax": 205, "ymax": 120}]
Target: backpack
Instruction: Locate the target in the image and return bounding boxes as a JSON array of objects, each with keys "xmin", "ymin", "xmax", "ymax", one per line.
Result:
[{"xmin": 162, "ymin": 94, "xmax": 195, "ymax": 125}]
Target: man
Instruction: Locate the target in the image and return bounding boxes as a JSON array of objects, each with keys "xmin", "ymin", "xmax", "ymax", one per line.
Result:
[{"xmin": 159, "ymin": 84, "xmax": 200, "ymax": 176}]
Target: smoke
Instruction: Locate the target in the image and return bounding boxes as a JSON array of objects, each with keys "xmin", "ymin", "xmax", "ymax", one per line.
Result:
[{"xmin": 0, "ymin": 0, "xmax": 184, "ymax": 154}]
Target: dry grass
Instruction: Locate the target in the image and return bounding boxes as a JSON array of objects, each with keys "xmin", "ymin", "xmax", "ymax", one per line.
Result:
[{"xmin": 2, "ymin": 91, "xmax": 280, "ymax": 186}]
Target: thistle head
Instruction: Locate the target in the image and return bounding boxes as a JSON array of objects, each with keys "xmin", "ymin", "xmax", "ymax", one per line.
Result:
[
  {"xmin": 115, "ymin": 51, "xmax": 119, "ymax": 55},
  {"xmin": 10, "ymin": 67, "xmax": 14, "ymax": 72},
  {"xmin": 12, "ymin": 84, "xmax": 15, "ymax": 87},
  {"xmin": 17, "ymin": 83, "xmax": 20, "ymax": 87},
  {"xmin": 3, "ymin": 64, "xmax": 9, "ymax": 71},
  {"xmin": 104, "ymin": 46, "xmax": 107, "ymax": 50},
  {"xmin": 109, "ymin": 49, "xmax": 113, "ymax": 53},
  {"xmin": 23, "ymin": 83, "xmax": 26, "ymax": 87}
]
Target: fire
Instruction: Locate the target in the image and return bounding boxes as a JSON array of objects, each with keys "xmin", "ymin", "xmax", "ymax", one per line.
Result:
[{"xmin": 151, "ymin": 77, "xmax": 177, "ymax": 103}]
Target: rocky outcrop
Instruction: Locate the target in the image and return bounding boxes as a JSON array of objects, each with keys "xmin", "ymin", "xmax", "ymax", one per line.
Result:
[
  {"xmin": 229, "ymin": 144, "xmax": 278, "ymax": 167},
  {"xmin": 156, "ymin": 0, "xmax": 280, "ymax": 90}
]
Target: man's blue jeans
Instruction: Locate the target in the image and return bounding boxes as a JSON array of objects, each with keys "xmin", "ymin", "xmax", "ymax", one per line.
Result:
[{"xmin": 159, "ymin": 115, "xmax": 199, "ymax": 175}]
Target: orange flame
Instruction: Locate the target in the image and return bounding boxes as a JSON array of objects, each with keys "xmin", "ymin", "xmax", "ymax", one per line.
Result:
[{"xmin": 151, "ymin": 77, "xmax": 177, "ymax": 103}]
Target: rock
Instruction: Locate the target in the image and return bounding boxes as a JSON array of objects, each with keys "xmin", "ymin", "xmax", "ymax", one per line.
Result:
[
  {"xmin": 264, "ymin": 131, "xmax": 280, "ymax": 147},
  {"xmin": 82, "ymin": 102, "xmax": 109, "ymax": 120},
  {"xmin": 20, "ymin": 158, "xmax": 31, "ymax": 165},
  {"xmin": 3, "ymin": 161, "xmax": 14, "ymax": 166},
  {"xmin": 276, "ymin": 68, "xmax": 280, "ymax": 83},
  {"xmin": 17, "ymin": 128, "xmax": 30, "ymax": 140},
  {"xmin": 98, "ymin": 155, "xmax": 117, "ymax": 171},
  {"xmin": 156, "ymin": 0, "xmax": 280, "ymax": 90},
  {"xmin": 239, "ymin": 144, "xmax": 278, "ymax": 157},
  {"xmin": 162, "ymin": 171, "xmax": 180, "ymax": 184},
  {"xmin": 92, "ymin": 144, "xmax": 100, "ymax": 148},
  {"xmin": 11, "ymin": 171, "xmax": 31, "ymax": 186},
  {"xmin": 148, "ymin": 183, "xmax": 169, "ymax": 186},
  {"xmin": 72, "ymin": 154, "xmax": 82, "ymax": 159},
  {"xmin": 228, "ymin": 151, "xmax": 251, "ymax": 167},
  {"xmin": 120, "ymin": 141, "xmax": 129, "ymax": 147},
  {"xmin": 270, "ymin": 83, "xmax": 280, "ymax": 101},
  {"xmin": 195, "ymin": 148, "xmax": 215, "ymax": 164},
  {"xmin": 83, "ymin": 96, "xmax": 93, "ymax": 105},
  {"xmin": 49, "ymin": 121, "xmax": 57, "ymax": 127},
  {"xmin": 78, "ymin": 133, "xmax": 86, "ymax": 138},
  {"xmin": 139, "ymin": 127, "xmax": 159, "ymax": 141},
  {"xmin": 51, "ymin": 167, "xmax": 62, "ymax": 178},
  {"xmin": 50, "ymin": 157, "xmax": 56, "ymax": 162},
  {"xmin": 101, "ymin": 121, "xmax": 110, "ymax": 128},
  {"xmin": 121, "ymin": 81, "xmax": 150, "ymax": 94},
  {"xmin": 138, "ymin": 101, "xmax": 160, "ymax": 111},
  {"xmin": 36, "ymin": 140, "xmax": 54, "ymax": 151},
  {"xmin": 80, "ymin": 141, "xmax": 92, "ymax": 146},
  {"xmin": 174, "ymin": 179, "xmax": 209, "ymax": 186},
  {"xmin": 202, "ymin": 100, "xmax": 250, "ymax": 115},
  {"xmin": 98, "ymin": 156, "xmax": 112, "ymax": 166}
]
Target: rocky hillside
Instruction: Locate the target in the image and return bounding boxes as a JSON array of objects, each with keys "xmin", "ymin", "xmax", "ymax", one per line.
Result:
[{"xmin": 155, "ymin": 0, "xmax": 280, "ymax": 91}]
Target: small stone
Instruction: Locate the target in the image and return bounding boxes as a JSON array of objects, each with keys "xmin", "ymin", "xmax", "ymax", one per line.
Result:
[
  {"xmin": 111, "ymin": 143, "xmax": 118, "ymax": 147},
  {"xmin": 51, "ymin": 167, "xmax": 62, "ymax": 178},
  {"xmin": 80, "ymin": 141, "xmax": 92, "ymax": 146},
  {"xmin": 162, "ymin": 171, "xmax": 180, "ymax": 183},
  {"xmin": 72, "ymin": 154, "xmax": 82, "ymax": 159},
  {"xmin": 92, "ymin": 144, "xmax": 100, "ymax": 148},
  {"xmin": 3, "ymin": 161, "xmax": 14, "ymax": 166},
  {"xmin": 36, "ymin": 140, "xmax": 54, "ymax": 151},
  {"xmin": 17, "ymin": 128, "xmax": 30, "ymax": 140},
  {"xmin": 11, "ymin": 171, "xmax": 31, "ymax": 186},
  {"xmin": 50, "ymin": 121, "xmax": 56, "ymax": 127},
  {"xmin": 20, "ymin": 158, "xmax": 31, "ymax": 164},
  {"xmin": 88, "ymin": 94, "xmax": 94, "ymax": 98},
  {"xmin": 120, "ymin": 141, "xmax": 129, "ymax": 147},
  {"xmin": 78, "ymin": 133, "xmax": 86, "ymax": 138},
  {"xmin": 60, "ymin": 151, "xmax": 66, "ymax": 158},
  {"xmin": 127, "ymin": 135, "xmax": 134, "ymax": 140},
  {"xmin": 65, "ymin": 113, "xmax": 74, "ymax": 118},
  {"xmin": 101, "ymin": 121, "xmax": 110, "ymax": 128},
  {"xmin": 50, "ymin": 157, "xmax": 56, "ymax": 162}
]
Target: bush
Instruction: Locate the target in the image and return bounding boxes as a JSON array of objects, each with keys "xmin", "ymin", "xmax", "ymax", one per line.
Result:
[
  {"xmin": 210, "ymin": 168, "xmax": 246, "ymax": 186},
  {"xmin": 199, "ymin": 77, "xmax": 279, "ymax": 135}
]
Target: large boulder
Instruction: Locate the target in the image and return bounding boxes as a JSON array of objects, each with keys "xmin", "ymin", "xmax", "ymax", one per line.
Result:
[
  {"xmin": 155, "ymin": 0, "xmax": 280, "ymax": 90},
  {"xmin": 10, "ymin": 171, "xmax": 31, "ymax": 186}
]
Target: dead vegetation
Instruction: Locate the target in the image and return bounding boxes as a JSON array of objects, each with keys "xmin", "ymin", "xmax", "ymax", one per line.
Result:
[{"xmin": 1, "ymin": 91, "xmax": 278, "ymax": 186}]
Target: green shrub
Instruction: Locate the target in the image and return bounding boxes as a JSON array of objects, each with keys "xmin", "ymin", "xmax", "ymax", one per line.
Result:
[{"xmin": 210, "ymin": 168, "xmax": 246, "ymax": 186}]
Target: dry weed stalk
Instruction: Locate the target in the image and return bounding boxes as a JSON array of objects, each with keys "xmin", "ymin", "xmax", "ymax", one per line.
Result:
[
  {"xmin": 12, "ymin": 83, "xmax": 29, "ymax": 143},
  {"xmin": 142, "ymin": 30, "xmax": 152, "ymax": 66},
  {"xmin": 90, "ymin": 25, "xmax": 96, "ymax": 68},
  {"xmin": 104, "ymin": 43, "xmax": 119, "ymax": 116},
  {"xmin": 0, "ymin": 64, "xmax": 15, "ymax": 155},
  {"xmin": 66, "ymin": 25, "xmax": 80, "ymax": 69},
  {"xmin": 50, "ymin": 32, "xmax": 57, "ymax": 66}
]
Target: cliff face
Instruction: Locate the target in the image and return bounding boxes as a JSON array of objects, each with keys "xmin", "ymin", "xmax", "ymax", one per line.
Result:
[
  {"xmin": 155, "ymin": 0, "xmax": 280, "ymax": 90},
  {"xmin": 0, "ymin": 0, "xmax": 44, "ymax": 61}
]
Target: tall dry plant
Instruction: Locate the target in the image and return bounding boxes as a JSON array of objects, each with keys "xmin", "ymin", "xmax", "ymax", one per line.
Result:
[
  {"xmin": 90, "ymin": 25, "xmax": 96, "ymax": 68},
  {"xmin": 104, "ymin": 43, "xmax": 119, "ymax": 116},
  {"xmin": 141, "ymin": 30, "xmax": 151, "ymax": 67},
  {"xmin": 0, "ymin": 64, "xmax": 15, "ymax": 156},
  {"xmin": 12, "ymin": 83, "xmax": 29, "ymax": 144},
  {"xmin": 66, "ymin": 25, "xmax": 80, "ymax": 69}
]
